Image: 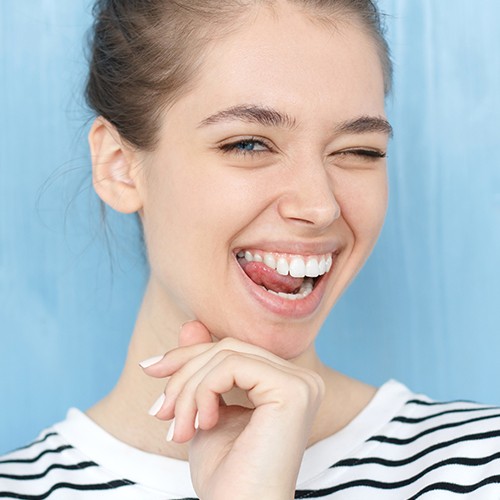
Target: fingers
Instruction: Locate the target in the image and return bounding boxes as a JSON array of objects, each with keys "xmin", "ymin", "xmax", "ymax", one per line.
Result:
[
  {"xmin": 140, "ymin": 321, "xmax": 213, "ymax": 378},
  {"xmin": 157, "ymin": 350, "xmax": 261, "ymax": 442},
  {"xmin": 157, "ymin": 351, "xmax": 324, "ymax": 443},
  {"xmin": 143, "ymin": 333, "xmax": 292, "ymax": 380},
  {"xmin": 140, "ymin": 320, "xmax": 325, "ymax": 444}
]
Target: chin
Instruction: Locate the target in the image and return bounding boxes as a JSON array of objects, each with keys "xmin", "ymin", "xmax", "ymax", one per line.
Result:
[{"xmin": 207, "ymin": 315, "xmax": 322, "ymax": 361}]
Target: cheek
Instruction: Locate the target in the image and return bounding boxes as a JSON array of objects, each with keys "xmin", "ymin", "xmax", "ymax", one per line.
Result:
[
  {"xmin": 335, "ymin": 169, "xmax": 388, "ymax": 243},
  {"xmin": 140, "ymin": 156, "xmax": 273, "ymax": 284}
]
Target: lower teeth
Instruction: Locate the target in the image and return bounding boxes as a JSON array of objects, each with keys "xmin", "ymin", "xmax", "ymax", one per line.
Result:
[{"xmin": 264, "ymin": 278, "xmax": 314, "ymax": 300}]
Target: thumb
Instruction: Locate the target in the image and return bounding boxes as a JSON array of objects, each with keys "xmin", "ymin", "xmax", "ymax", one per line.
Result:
[{"xmin": 179, "ymin": 320, "xmax": 213, "ymax": 347}]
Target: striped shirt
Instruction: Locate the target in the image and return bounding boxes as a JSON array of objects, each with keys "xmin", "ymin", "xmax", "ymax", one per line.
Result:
[{"xmin": 1, "ymin": 380, "xmax": 500, "ymax": 499}]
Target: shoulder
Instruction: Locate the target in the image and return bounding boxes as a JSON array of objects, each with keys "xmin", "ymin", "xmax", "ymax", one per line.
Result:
[
  {"xmin": 0, "ymin": 410, "xmax": 197, "ymax": 499},
  {"xmin": 345, "ymin": 387, "xmax": 500, "ymax": 497},
  {"xmin": 297, "ymin": 382, "xmax": 500, "ymax": 499},
  {"xmin": 377, "ymin": 391, "xmax": 500, "ymax": 453},
  {"xmin": 0, "ymin": 420, "xmax": 137, "ymax": 499}
]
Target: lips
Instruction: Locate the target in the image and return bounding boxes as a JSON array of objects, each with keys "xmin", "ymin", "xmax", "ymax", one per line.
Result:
[{"xmin": 234, "ymin": 247, "xmax": 337, "ymax": 318}]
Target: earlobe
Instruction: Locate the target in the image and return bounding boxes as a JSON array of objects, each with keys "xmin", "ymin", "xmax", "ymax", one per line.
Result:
[{"xmin": 89, "ymin": 117, "xmax": 143, "ymax": 214}]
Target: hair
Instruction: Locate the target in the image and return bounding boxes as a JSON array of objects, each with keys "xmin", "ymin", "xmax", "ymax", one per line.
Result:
[{"xmin": 85, "ymin": 0, "xmax": 392, "ymax": 152}]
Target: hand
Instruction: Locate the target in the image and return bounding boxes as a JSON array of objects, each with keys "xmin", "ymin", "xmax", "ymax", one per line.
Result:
[{"xmin": 142, "ymin": 321, "xmax": 325, "ymax": 500}]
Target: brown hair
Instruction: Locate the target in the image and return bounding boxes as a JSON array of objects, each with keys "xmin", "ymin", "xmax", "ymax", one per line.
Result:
[{"xmin": 85, "ymin": 0, "xmax": 392, "ymax": 152}]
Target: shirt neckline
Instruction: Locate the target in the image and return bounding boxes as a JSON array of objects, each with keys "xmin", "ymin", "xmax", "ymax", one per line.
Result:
[
  {"xmin": 297, "ymin": 379, "xmax": 412, "ymax": 485},
  {"xmin": 53, "ymin": 379, "xmax": 412, "ymax": 496}
]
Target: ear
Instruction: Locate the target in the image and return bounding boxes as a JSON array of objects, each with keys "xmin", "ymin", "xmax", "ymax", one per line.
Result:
[{"xmin": 89, "ymin": 117, "xmax": 143, "ymax": 214}]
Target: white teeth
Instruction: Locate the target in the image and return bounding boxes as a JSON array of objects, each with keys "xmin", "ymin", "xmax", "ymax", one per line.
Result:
[
  {"xmin": 326, "ymin": 255, "xmax": 333, "ymax": 273},
  {"xmin": 301, "ymin": 277, "xmax": 314, "ymax": 292},
  {"xmin": 318, "ymin": 258, "xmax": 326, "ymax": 275},
  {"xmin": 276, "ymin": 257, "xmax": 289, "ymax": 276},
  {"xmin": 289, "ymin": 257, "xmax": 306, "ymax": 278},
  {"xmin": 305, "ymin": 258, "xmax": 319, "ymax": 278},
  {"xmin": 263, "ymin": 253, "xmax": 277, "ymax": 269},
  {"xmin": 237, "ymin": 249, "xmax": 333, "ymax": 277},
  {"xmin": 269, "ymin": 278, "xmax": 315, "ymax": 301}
]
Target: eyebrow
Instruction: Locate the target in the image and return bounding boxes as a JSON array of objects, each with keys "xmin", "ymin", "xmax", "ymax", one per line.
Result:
[
  {"xmin": 335, "ymin": 116, "xmax": 393, "ymax": 138},
  {"xmin": 198, "ymin": 104, "xmax": 393, "ymax": 137},
  {"xmin": 198, "ymin": 105, "xmax": 297, "ymax": 129}
]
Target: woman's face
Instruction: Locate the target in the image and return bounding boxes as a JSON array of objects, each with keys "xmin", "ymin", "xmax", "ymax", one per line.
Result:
[{"xmin": 136, "ymin": 3, "xmax": 390, "ymax": 360}]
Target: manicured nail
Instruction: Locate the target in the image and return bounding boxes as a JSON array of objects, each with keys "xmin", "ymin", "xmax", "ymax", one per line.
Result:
[
  {"xmin": 166, "ymin": 418, "xmax": 176, "ymax": 442},
  {"xmin": 148, "ymin": 393, "xmax": 166, "ymax": 416},
  {"xmin": 139, "ymin": 355, "xmax": 164, "ymax": 368},
  {"xmin": 194, "ymin": 411, "xmax": 199, "ymax": 430}
]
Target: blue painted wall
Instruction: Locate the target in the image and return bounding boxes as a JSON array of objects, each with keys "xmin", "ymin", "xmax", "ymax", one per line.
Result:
[{"xmin": 1, "ymin": 1, "xmax": 499, "ymax": 453}]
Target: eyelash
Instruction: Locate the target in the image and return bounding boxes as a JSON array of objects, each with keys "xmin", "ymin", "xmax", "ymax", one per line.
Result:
[
  {"xmin": 218, "ymin": 139, "xmax": 387, "ymax": 161},
  {"xmin": 219, "ymin": 137, "xmax": 271, "ymax": 156},
  {"xmin": 335, "ymin": 149, "xmax": 387, "ymax": 160}
]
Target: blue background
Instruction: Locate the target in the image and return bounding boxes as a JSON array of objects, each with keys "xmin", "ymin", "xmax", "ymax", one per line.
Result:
[{"xmin": 1, "ymin": 0, "xmax": 499, "ymax": 454}]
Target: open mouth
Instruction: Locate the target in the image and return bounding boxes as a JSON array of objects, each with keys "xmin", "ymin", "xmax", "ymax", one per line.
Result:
[{"xmin": 236, "ymin": 249, "xmax": 333, "ymax": 301}]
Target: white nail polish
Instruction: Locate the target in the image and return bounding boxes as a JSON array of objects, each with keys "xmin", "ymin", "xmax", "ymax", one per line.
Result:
[
  {"xmin": 194, "ymin": 411, "xmax": 199, "ymax": 430},
  {"xmin": 166, "ymin": 418, "xmax": 176, "ymax": 442},
  {"xmin": 148, "ymin": 393, "xmax": 166, "ymax": 416},
  {"xmin": 139, "ymin": 355, "xmax": 163, "ymax": 368}
]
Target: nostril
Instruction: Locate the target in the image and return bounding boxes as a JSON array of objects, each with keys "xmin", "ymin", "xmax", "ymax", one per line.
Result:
[
  {"xmin": 288, "ymin": 217, "xmax": 315, "ymax": 224},
  {"xmin": 277, "ymin": 190, "xmax": 341, "ymax": 228}
]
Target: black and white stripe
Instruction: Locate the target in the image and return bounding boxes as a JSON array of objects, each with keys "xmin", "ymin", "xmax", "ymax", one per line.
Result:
[
  {"xmin": 1, "ymin": 385, "xmax": 500, "ymax": 499},
  {"xmin": 296, "ymin": 398, "xmax": 500, "ymax": 498},
  {"xmin": 0, "ymin": 431, "xmax": 136, "ymax": 499}
]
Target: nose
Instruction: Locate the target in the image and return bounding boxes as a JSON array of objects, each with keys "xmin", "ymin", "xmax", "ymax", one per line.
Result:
[{"xmin": 277, "ymin": 159, "xmax": 340, "ymax": 230}]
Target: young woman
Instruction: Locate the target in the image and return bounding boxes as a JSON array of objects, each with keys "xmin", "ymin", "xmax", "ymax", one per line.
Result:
[{"xmin": 1, "ymin": 0, "xmax": 499, "ymax": 498}]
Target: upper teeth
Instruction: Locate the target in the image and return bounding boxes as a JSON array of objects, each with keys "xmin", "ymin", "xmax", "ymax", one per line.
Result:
[{"xmin": 237, "ymin": 250, "xmax": 333, "ymax": 278}]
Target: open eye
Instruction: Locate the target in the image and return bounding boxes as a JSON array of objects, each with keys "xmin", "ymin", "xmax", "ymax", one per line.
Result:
[{"xmin": 219, "ymin": 137, "xmax": 271, "ymax": 156}]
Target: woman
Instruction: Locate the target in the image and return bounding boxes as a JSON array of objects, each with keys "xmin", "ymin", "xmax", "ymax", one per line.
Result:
[{"xmin": 1, "ymin": 0, "xmax": 499, "ymax": 498}]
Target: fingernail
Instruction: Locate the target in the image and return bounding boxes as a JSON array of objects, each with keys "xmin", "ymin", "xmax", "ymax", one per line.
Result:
[
  {"xmin": 139, "ymin": 355, "xmax": 164, "ymax": 368},
  {"xmin": 148, "ymin": 394, "xmax": 166, "ymax": 416},
  {"xmin": 166, "ymin": 418, "xmax": 176, "ymax": 442},
  {"xmin": 194, "ymin": 411, "xmax": 199, "ymax": 430}
]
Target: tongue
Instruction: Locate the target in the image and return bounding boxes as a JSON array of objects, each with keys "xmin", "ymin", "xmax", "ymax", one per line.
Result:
[{"xmin": 240, "ymin": 260, "xmax": 304, "ymax": 294}]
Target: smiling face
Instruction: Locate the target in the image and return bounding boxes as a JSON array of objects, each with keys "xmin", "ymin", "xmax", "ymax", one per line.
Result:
[{"xmin": 134, "ymin": 2, "xmax": 390, "ymax": 360}]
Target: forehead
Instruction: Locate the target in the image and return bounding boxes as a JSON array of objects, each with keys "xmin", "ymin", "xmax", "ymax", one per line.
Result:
[{"xmin": 170, "ymin": 3, "xmax": 386, "ymax": 128}]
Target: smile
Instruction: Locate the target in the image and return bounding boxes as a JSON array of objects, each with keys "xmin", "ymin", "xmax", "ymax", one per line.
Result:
[
  {"xmin": 236, "ymin": 249, "xmax": 335, "ymax": 305},
  {"xmin": 237, "ymin": 250, "xmax": 333, "ymax": 278}
]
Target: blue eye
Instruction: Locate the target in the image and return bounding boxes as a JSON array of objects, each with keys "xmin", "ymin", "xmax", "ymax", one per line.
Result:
[
  {"xmin": 219, "ymin": 138, "xmax": 269, "ymax": 156},
  {"xmin": 236, "ymin": 140, "xmax": 258, "ymax": 151}
]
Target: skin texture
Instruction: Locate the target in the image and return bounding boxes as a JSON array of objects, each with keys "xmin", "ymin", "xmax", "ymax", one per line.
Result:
[{"xmin": 87, "ymin": 2, "xmax": 390, "ymax": 498}]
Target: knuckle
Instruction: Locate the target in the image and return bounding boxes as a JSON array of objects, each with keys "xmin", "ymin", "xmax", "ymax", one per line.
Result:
[
  {"xmin": 292, "ymin": 371, "xmax": 325, "ymax": 406},
  {"xmin": 310, "ymin": 372, "xmax": 326, "ymax": 397},
  {"xmin": 165, "ymin": 375, "xmax": 181, "ymax": 398},
  {"xmin": 173, "ymin": 390, "xmax": 188, "ymax": 410},
  {"xmin": 217, "ymin": 337, "xmax": 241, "ymax": 350},
  {"xmin": 211, "ymin": 351, "xmax": 241, "ymax": 373},
  {"xmin": 194, "ymin": 379, "xmax": 213, "ymax": 400},
  {"xmin": 292, "ymin": 377, "xmax": 312, "ymax": 401},
  {"xmin": 307, "ymin": 375, "xmax": 325, "ymax": 402},
  {"xmin": 210, "ymin": 349, "xmax": 240, "ymax": 370},
  {"xmin": 213, "ymin": 348, "xmax": 237, "ymax": 362}
]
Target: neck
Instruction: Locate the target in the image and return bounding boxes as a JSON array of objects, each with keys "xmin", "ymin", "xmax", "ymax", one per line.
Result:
[{"xmin": 86, "ymin": 278, "xmax": 377, "ymax": 460}]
